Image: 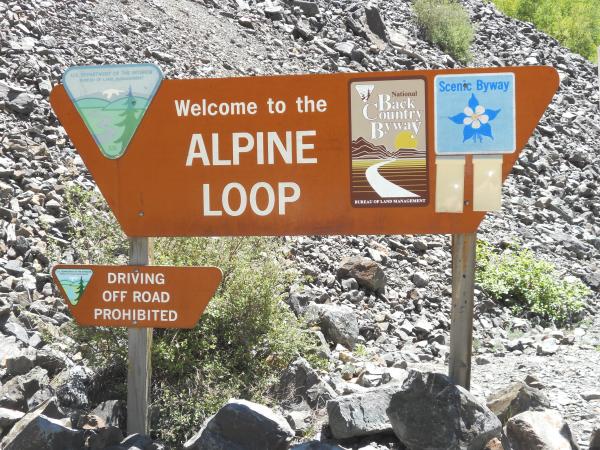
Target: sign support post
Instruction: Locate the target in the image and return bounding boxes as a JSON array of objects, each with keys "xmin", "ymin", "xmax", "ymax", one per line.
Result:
[
  {"xmin": 448, "ymin": 232, "xmax": 477, "ymax": 390},
  {"xmin": 127, "ymin": 237, "xmax": 153, "ymax": 435}
]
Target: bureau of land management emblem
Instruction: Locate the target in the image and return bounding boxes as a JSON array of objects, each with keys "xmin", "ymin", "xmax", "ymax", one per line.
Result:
[
  {"xmin": 63, "ymin": 64, "xmax": 163, "ymax": 159},
  {"xmin": 54, "ymin": 268, "xmax": 93, "ymax": 306},
  {"xmin": 349, "ymin": 78, "xmax": 429, "ymax": 207}
]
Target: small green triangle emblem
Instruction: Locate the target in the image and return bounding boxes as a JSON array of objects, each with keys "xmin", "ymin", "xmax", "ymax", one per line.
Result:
[
  {"xmin": 54, "ymin": 269, "xmax": 93, "ymax": 306},
  {"xmin": 63, "ymin": 64, "xmax": 163, "ymax": 159}
]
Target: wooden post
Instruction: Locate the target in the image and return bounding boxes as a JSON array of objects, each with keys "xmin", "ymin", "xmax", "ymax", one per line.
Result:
[
  {"xmin": 448, "ymin": 232, "xmax": 476, "ymax": 390},
  {"xmin": 127, "ymin": 237, "xmax": 153, "ymax": 435}
]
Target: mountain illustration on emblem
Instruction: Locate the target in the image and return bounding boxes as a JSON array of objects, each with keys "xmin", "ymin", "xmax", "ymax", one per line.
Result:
[{"xmin": 62, "ymin": 64, "xmax": 163, "ymax": 159}]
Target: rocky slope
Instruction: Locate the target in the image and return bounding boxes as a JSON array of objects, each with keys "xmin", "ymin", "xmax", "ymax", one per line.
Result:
[{"xmin": 0, "ymin": 0, "xmax": 599, "ymax": 449}]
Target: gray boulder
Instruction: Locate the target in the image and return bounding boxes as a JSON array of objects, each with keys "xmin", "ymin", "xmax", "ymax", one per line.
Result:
[
  {"xmin": 92, "ymin": 399, "xmax": 127, "ymax": 429},
  {"xmin": 0, "ymin": 407, "xmax": 24, "ymax": 433},
  {"xmin": 292, "ymin": 0, "xmax": 320, "ymax": 17},
  {"xmin": 327, "ymin": 383, "xmax": 401, "ymax": 439},
  {"xmin": 0, "ymin": 399, "xmax": 85, "ymax": 450},
  {"xmin": 486, "ymin": 381, "xmax": 550, "ymax": 424},
  {"xmin": 537, "ymin": 338, "xmax": 559, "ymax": 355},
  {"xmin": 0, "ymin": 335, "xmax": 22, "ymax": 368},
  {"xmin": 119, "ymin": 433, "xmax": 158, "ymax": 449},
  {"xmin": 184, "ymin": 399, "xmax": 294, "ymax": 450},
  {"xmin": 275, "ymin": 358, "xmax": 335, "ymax": 409},
  {"xmin": 51, "ymin": 365, "xmax": 92, "ymax": 409},
  {"xmin": 0, "ymin": 367, "xmax": 49, "ymax": 411},
  {"xmin": 36, "ymin": 347, "xmax": 69, "ymax": 377},
  {"xmin": 506, "ymin": 410, "xmax": 579, "ymax": 450},
  {"xmin": 5, "ymin": 348, "xmax": 37, "ymax": 377},
  {"xmin": 304, "ymin": 304, "xmax": 359, "ymax": 350},
  {"xmin": 364, "ymin": 3, "xmax": 388, "ymax": 44},
  {"xmin": 590, "ymin": 428, "xmax": 600, "ymax": 450},
  {"xmin": 291, "ymin": 443, "xmax": 344, "ymax": 450},
  {"xmin": 85, "ymin": 426, "xmax": 124, "ymax": 449},
  {"xmin": 337, "ymin": 256, "xmax": 386, "ymax": 292},
  {"xmin": 386, "ymin": 371, "xmax": 502, "ymax": 450}
]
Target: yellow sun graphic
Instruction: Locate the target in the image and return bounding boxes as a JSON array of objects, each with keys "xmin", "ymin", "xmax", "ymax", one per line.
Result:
[{"xmin": 394, "ymin": 130, "xmax": 417, "ymax": 150}]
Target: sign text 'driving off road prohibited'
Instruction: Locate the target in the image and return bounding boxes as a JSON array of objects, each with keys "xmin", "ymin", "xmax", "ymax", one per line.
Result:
[
  {"xmin": 50, "ymin": 66, "xmax": 559, "ymax": 237},
  {"xmin": 52, "ymin": 265, "xmax": 222, "ymax": 328}
]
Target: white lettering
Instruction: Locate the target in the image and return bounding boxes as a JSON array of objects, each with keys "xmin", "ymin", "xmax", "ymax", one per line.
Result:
[
  {"xmin": 278, "ymin": 182, "xmax": 300, "ymax": 215},
  {"xmin": 250, "ymin": 182, "xmax": 275, "ymax": 216}
]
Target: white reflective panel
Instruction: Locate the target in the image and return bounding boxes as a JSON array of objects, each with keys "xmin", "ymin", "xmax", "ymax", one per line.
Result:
[
  {"xmin": 435, "ymin": 156, "xmax": 465, "ymax": 213},
  {"xmin": 473, "ymin": 155, "xmax": 503, "ymax": 212}
]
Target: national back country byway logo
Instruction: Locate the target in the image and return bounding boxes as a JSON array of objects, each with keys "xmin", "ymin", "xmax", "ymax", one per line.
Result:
[{"xmin": 349, "ymin": 78, "xmax": 429, "ymax": 208}]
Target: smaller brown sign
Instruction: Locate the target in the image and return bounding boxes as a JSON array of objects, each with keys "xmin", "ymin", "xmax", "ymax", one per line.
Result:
[{"xmin": 52, "ymin": 265, "xmax": 222, "ymax": 328}]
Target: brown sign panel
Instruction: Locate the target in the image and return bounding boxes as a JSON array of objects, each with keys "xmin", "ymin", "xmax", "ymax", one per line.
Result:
[
  {"xmin": 52, "ymin": 265, "xmax": 222, "ymax": 328},
  {"xmin": 50, "ymin": 67, "xmax": 558, "ymax": 237}
]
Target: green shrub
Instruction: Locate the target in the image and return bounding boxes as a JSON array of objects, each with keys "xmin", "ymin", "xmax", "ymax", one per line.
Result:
[
  {"xmin": 476, "ymin": 242, "xmax": 590, "ymax": 325},
  {"xmin": 413, "ymin": 0, "xmax": 474, "ymax": 63},
  {"xmin": 493, "ymin": 0, "xmax": 600, "ymax": 62},
  {"xmin": 55, "ymin": 184, "xmax": 320, "ymax": 446}
]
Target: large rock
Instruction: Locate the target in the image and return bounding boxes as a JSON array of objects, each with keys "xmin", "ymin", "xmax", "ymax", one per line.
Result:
[
  {"xmin": 0, "ymin": 367, "xmax": 49, "ymax": 411},
  {"xmin": 337, "ymin": 256, "xmax": 386, "ymax": 292},
  {"xmin": 590, "ymin": 428, "xmax": 600, "ymax": 450},
  {"xmin": 292, "ymin": 0, "xmax": 319, "ymax": 17},
  {"xmin": 85, "ymin": 426, "xmax": 124, "ymax": 449},
  {"xmin": 0, "ymin": 399, "xmax": 85, "ymax": 450},
  {"xmin": 327, "ymin": 384, "xmax": 400, "ymax": 439},
  {"xmin": 275, "ymin": 358, "xmax": 335, "ymax": 409},
  {"xmin": 5, "ymin": 347, "xmax": 37, "ymax": 376},
  {"xmin": 0, "ymin": 82, "xmax": 35, "ymax": 115},
  {"xmin": 119, "ymin": 433, "xmax": 158, "ymax": 449},
  {"xmin": 304, "ymin": 304, "xmax": 359, "ymax": 350},
  {"xmin": 386, "ymin": 371, "xmax": 502, "ymax": 450},
  {"xmin": 364, "ymin": 2, "xmax": 388, "ymax": 43},
  {"xmin": 291, "ymin": 443, "xmax": 344, "ymax": 450},
  {"xmin": 0, "ymin": 335, "xmax": 22, "ymax": 368},
  {"xmin": 486, "ymin": 381, "xmax": 550, "ymax": 423},
  {"xmin": 92, "ymin": 399, "xmax": 127, "ymax": 429},
  {"xmin": 506, "ymin": 410, "xmax": 579, "ymax": 450},
  {"xmin": 184, "ymin": 399, "xmax": 294, "ymax": 450},
  {"xmin": 51, "ymin": 365, "xmax": 92, "ymax": 409},
  {"xmin": 0, "ymin": 407, "xmax": 25, "ymax": 432}
]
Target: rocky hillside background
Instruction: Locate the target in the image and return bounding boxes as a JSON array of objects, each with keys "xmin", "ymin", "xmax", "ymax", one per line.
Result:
[{"xmin": 0, "ymin": 0, "xmax": 599, "ymax": 449}]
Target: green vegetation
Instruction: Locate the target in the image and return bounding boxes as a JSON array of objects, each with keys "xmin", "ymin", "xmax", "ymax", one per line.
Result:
[
  {"xmin": 354, "ymin": 343, "xmax": 368, "ymax": 357},
  {"xmin": 506, "ymin": 328, "xmax": 524, "ymax": 341},
  {"xmin": 492, "ymin": 0, "xmax": 600, "ymax": 62},
  {"xmin": 476, "ymin": 242, "xmax": 590, "ymax": 325},
  {"xmin": 413, "ymin": 0, "xmax": 474, "ymax": 63},
  {"xmin": 58, "ymin": 185, "xmax": 321, "ymax": 446}
]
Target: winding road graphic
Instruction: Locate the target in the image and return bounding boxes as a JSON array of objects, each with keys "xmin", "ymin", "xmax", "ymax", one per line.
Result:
[{"xmin": 365, "ymin": 160, "xmax": 420, "ymax": 198}]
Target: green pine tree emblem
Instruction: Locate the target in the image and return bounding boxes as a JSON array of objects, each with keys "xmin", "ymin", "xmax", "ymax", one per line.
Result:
[
  {"xmin": 74, "ymin": 276, "xmax": 86, "ymax": 302},
  {"xmin": 114, "ymin": 86, "xmax": 139, "ymax": 152}
]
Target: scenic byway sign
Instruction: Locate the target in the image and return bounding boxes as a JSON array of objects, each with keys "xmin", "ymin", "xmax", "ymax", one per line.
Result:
[
  {"xmin": 50, "ymin": 65, "xmax": 559, "ymax": 237},
  {"xmin": 52, "ymin": 265, "xmax": 222, "ymax": 328}
]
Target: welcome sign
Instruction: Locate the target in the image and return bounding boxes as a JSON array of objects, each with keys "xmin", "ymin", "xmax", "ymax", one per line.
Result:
[{"xmin": 50, "ymin": 65, "xmax": 558, "ymax": 237}]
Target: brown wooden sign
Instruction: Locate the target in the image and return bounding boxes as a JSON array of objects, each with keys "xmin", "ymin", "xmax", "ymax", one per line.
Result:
[
  {"xmin": 52, "ymin": 265, "xmax": 222, "ymax": 328},
  {"xmin": 50, "ymin": 67, "xmax": 558, "ymax": 237}
]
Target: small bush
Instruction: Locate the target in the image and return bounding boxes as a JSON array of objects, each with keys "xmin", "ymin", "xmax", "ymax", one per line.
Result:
[
  {"xmin": 493, "ymin": 0, "xmax": 600, "ymax": 62},
  {"xmin": 55, "ymin": 184, "xmax": 320, "ymax": 447},
  {"xmin": 476, "ymin": 242, "xmax": 589, "ymax": 325},
  {"xmin": 413, "ymin": 0, "xmax": 474, "ymax": 63}
]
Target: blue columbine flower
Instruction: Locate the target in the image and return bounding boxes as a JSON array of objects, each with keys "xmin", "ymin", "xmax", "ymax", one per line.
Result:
[{"xmin": 449, "ymin": 94, "xmax": 501, "ymax": 143}]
